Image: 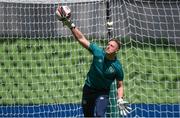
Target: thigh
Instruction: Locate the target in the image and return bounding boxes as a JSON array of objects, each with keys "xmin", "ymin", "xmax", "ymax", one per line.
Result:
[
  {"xmin": 82, "ymin": 96, "xmax": 95, "ymax": 117},
  {"xmin": 95, "ymin": 95, "xmax": 109, "ymax": 117},
  {"xmin": 81, "ymin": 85, "xmax": 96, "ymax": 117}
]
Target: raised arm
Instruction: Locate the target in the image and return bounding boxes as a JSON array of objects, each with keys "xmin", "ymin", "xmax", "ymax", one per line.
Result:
[
  {"xmin": 55, "ymin": 5, "xmax": 90, "ymax": 49},
  {"xmin": 71, "ymin": 27, "xmax": 90, "ymax": 49}
]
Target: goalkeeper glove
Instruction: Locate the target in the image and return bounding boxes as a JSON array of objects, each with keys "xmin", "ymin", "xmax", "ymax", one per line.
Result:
[
  {"xmin": 55, "ymin": 6, "xmax": 75, "ymax": 29},
  {"xmin": 117, "ymin": 98, "xmax": 132, "ymax": 116}
]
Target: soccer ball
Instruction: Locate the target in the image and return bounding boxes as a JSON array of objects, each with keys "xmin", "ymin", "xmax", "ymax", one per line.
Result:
[{"xmin": 56, "ymin": 6, "xmax": 71, "ymax": 20}]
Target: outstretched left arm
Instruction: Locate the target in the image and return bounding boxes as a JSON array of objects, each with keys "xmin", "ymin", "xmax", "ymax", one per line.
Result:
[{"xmin": 117, "ymin": 80, "xmax": 124, "ymax": 99}]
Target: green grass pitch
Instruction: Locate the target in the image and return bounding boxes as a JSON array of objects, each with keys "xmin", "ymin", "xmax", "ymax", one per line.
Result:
[{"xmin": 0, "ymin": 38, "xmax": 179, "ymax": 105}]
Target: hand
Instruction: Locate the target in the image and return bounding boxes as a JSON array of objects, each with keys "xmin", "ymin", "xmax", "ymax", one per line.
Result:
[
  {"xmin": 117, "ymin": 98, "xmax": 132, "ymax": 116},
  {"xmin": 55, "ymin": 6, "xmax": 71, "ymax": 21},
  {"xmin": 55, "ymin": 5, "xmax": 75, "ymax": 29}
]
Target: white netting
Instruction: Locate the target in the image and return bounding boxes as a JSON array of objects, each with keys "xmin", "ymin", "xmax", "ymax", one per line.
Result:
[{"xmin": 0, "ymin": 0, "xmax": 179, "ymax": 117}]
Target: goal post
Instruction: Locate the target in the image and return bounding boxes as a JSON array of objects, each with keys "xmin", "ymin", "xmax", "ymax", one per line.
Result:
[{"xmin": 0, "ymin": 0, "xmax": 180, "ymax": 117}]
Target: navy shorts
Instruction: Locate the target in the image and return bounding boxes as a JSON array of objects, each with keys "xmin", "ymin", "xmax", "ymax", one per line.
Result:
[{"xmin": 81, "ymin": 84, "xmax": 110, "ymax": 117}]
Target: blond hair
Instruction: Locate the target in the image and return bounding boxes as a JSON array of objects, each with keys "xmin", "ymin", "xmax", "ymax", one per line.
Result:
[{"xmin": 109, "ymin": 38, "xmax": 122, "ymax": 50}]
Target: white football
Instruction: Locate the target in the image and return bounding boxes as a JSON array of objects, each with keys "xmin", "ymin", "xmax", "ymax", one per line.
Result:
[{"xmin": 56, "ymin": 6, "xmax": 71, "ymax": 19}]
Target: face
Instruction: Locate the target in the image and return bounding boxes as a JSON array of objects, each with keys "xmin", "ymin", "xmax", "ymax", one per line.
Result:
[{"xmin": 105, "ymin": 41, "xmax": 119, "ymax": 55}]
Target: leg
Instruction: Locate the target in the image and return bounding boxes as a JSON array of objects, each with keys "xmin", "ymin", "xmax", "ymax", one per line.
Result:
[
  {"xmin": 82, "ymin": 97, "xmax": 95, "ymax": 117},
  {"xmin": 95, "ymin": 95, "xmax": 109, "ymax": 117},
  {"xmin": 81, "ymin": 85, "xmax": 96, "ymax": 117}
]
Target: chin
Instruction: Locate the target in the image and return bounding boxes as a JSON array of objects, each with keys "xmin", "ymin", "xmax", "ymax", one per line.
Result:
[{"xmin": 106, "ymin": 52, "xmax": 112, "ymax": 55}]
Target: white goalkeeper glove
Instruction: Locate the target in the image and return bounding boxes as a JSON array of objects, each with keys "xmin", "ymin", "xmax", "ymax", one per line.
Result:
[
  {"xmin": 55, "ymin": 5, "xmax": 75, "ymax": 29},
  {"xmin": 117, "ymin": 98, "xmax": 132, "ymax": 116}
]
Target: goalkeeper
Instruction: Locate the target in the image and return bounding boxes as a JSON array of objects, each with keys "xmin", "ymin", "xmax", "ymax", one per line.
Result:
[{"xmin": 56, "ymin": 6, "xmax": 131, "ymax": 117}]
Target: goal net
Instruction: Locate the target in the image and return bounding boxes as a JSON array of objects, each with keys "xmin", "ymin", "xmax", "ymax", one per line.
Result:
[{"xmin": 0, "ymin": 0, "xmax": 180, "ymax": 117}]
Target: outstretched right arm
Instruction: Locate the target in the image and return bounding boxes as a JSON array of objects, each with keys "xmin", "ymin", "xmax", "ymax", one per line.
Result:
[
  {"xmin": 71, "ymin": 27, "xmax": 90, "ymax": 49},
  {"xmin": 55, "ymin": 5, "xmax": 90, "ymax": 50}
]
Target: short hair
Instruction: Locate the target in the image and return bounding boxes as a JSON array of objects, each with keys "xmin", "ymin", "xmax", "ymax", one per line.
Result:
[{"xmin": 109, "ymin": 38, "xmax": 122, "ymax": 50}]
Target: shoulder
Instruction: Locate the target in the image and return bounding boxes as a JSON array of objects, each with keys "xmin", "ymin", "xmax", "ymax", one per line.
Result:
[
  {"xmin": 113, "ymin": 59, "xmax": 123, "ymax": 72},
  {"xmin": 88, "ymin": 43, "xmax": 104, "ymax": 55},
  {"xmin": 114, "ymin": 59, "xmax": 122, "ymax": 68},
  {"xmin": 89, "ymin": 43, "xmax": 101, "ymax": 50}
]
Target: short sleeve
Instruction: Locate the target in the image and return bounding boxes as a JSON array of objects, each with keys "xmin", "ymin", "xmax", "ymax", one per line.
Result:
[
  {"xmin": 113, "ymin": 62, "xmax": 124, "ymax": 81},
  {"xmin": 116, "ymin": 67, "xmax": 124, "ymax": 81},
  {"xmin": 88, "ymin": 43, "xmax": 103, "ymax": 56}
]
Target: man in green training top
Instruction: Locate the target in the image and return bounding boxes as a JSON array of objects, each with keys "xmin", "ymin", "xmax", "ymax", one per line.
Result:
[{"xmin": 56, "ymin": 5, "xmax": 131, "ymax": 117}]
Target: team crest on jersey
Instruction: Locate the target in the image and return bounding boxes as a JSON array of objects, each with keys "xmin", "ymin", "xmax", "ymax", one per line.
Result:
[
  {"xmin": 98, "ymin": 59, "xmax": 102, "ymax": 63},
  {"xmin": 109, "ymin": 66, "xmax": 115, "ymax": 73}
]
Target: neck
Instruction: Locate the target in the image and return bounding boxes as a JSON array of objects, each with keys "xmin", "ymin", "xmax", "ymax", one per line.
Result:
[{"xmin": 106, "ymin": 53, "xmax": 116, "ymax": 60}]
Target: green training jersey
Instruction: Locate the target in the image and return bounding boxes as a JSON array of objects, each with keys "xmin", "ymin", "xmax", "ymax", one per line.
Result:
[{"xmin": 85, "ymin": 43, "xmax": 124, "ymax": 90}]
